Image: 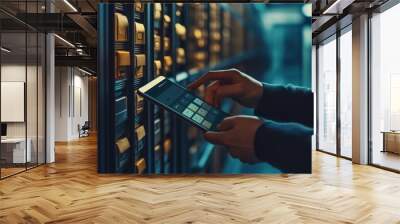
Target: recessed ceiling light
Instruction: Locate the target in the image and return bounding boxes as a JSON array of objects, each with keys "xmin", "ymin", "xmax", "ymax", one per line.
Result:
[
  {"xmin": 78, "ymin": 67, "xmax": 92, "ymax": 76},
  {"xmin": 322, "ymin": 0, "xmax": 353, "ymax": 15},
  {"xmin": 1, "ymin": 47, "xmax": 11, "ymax": 53},
  {"xmin": 54, "ymin": 34, "xmax": 75, "ymax": 48},
  {"xmin": 63, "ymin": 0, "xmax": 78, "ymax": 12},
  {"xmin": 323, "ymin": 0, "xmax": 341, "ymax": 14}
]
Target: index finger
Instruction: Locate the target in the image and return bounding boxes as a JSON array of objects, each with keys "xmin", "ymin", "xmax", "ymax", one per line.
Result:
[
  {"xmin": 187, "ymin": 70, "xmax": 236, "ymax": 90},
  {"xmin": 203, "ymin": 131, "xmax": 230, "ymax": 146}
]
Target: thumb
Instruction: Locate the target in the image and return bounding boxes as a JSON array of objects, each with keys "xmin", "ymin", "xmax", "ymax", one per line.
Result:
[{"xmin": 204, "ymin": 131, "xmax": 228, "ymax": 146}]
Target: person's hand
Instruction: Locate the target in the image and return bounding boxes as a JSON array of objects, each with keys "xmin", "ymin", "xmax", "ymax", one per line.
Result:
[
  {"xmin": 188, "ymin": 69, "xmax": 263, "ymax": 108},
  {"xmin": 204, "ymin": 115, "xmax": 263, "ymax": 164}
]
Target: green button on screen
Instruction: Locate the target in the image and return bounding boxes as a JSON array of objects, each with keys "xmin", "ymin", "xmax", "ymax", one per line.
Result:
[
  {"xmin": 192, "ymin": 114, "xmax": 204, "ymax": 124},
  {"xmin": 202, "ymin": 120, "xmax": 212, "ymax": 129},
  {"xmin": 193, "ymin": 98, "xmax": 203, "ymax": 106},
  {"xmin": 197, "ymin": 108, "xmax": 208, "ymax": 117},
  {"xmin": 182, "ymin": 108, "xmax": 194, "ymax": 118},
  {"xmin": 188, "ymin": 103, "xmax": 199, "ymax": 112}
]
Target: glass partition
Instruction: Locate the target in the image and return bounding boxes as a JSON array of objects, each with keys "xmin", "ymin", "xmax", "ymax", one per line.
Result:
[
  {"xmin": 0, "ymin": 1, "xmax": 46, "ymax": 179},
  {"xmin": 27, "ymin": 31, "xmax": 38, "ymax": 169},
  {"xmin": 1, "ymin": 31, "xmax": 28, "ymax": 177}
]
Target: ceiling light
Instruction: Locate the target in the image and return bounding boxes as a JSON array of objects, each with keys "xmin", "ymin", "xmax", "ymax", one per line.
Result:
[
  {"xmin": 54, "ymin": 34, "xmax": 75, "ymax": 48},
  {"xmin": 63, "ymin": 0, "xmax": 78, "ymax": 12},
  {"xmin": 322, "ymin": 0, "xmax": 354, "ymax": 15},
  {"xmin": 78, "ymin": 67, "xmax": 92, "ymax": 76},
  {"xmin": 1, "ymin": 47, "xmax": 11, "ymax": 53},
  {"xmin": 323, "ymin": 0, "xmax": 341, "ymax": 14}
]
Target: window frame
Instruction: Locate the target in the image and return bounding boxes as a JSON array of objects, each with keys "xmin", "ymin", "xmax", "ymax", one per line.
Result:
[{"xmin": 315, "ymin": 24, "xmax": 353, "ymax": 160}]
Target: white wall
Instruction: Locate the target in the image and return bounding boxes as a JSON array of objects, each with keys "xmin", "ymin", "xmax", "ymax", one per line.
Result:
[
  {"xmin": 1, "ymin": 63, "xmax": 46, "ymax": 164},
  {"xmin": 54, "ymin": 67, "xmax": 89, "ymax": 141},
  {"xmin": 1, "ymin": 65, "xmax": 41, "ymax": 137},
  {"xmin": 55, "ymin": 66, "xmax": 69, "ymax": 141},
  {"xmin": 72, "ymin": 73, "xmax": 89, "ymax": 138},
  {"xmin": 1, "ymin": 65, "xmax": 27, "ymax": 140}
]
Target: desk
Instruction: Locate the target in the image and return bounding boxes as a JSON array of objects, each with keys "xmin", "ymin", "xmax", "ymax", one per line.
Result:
[
  {"xmin": 382, "ymin": 131, "xmax": 400, "ymax": 154},
  {"xmin": 1, "ymin": 138, "xmax": 31, "ymax": 163}
]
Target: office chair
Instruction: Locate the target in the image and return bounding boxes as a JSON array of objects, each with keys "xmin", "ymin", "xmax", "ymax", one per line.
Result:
[{"xmin": 79, "ymin": 121, "xmax": 90, "ymax": 138}]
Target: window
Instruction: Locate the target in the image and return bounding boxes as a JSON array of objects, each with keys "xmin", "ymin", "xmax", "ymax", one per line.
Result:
[
  {"xmin": 339, "ymin": 28, "xmax": 352, "ymax": 158},
  {"xmin": 370, "ymin": 3, "xmax": 400, "ymax": 171},
  {"xmin": 317, "ymin": 36, "xmax": 337, "ymax": 154}
]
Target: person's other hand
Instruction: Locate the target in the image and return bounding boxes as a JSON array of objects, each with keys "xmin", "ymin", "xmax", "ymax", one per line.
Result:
[
  {"xmin": 187, "ymin": 69, "xmax": 263, "ymax": 108},
  {"xmin": 204, "ymin": 115, "xmax": 263, "ymax": 164}
]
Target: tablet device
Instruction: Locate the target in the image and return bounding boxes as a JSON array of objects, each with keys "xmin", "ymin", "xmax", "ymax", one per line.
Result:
[{"xmin": 138, "ymin": 76, "xmax": 229, "ymax": 131}]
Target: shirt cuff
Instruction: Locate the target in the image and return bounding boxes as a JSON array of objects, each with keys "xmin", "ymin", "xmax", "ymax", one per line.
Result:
[
  {"xmin": 254, "ymin": 83, "xmax": 283, "ymax": 117},
  {"xmin": 254, "ymin": 121, "xmax": 274, "ymax": 161}
]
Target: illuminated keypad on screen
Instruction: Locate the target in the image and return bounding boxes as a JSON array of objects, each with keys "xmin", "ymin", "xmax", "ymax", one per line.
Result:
[
  {"xmin": 177, "ymin": 96, "xmax": 218, "ymax": 130},
  {"xmin": 182, "ymin": 108, "xmax": 194, "ymax": 118},
  {"xmin": 188, "ymin": 103, "xmax": 199, "ymax": 112},
  {"xmin": 193, "ymin": 98, "xmax": 203, "ymax": 106},
  {"xmin": 202, "ymin": 120, "xmax": 212, "ymax": 129},
  {"xmin": 197, "ymin": 108, "xmax": 208, "ymax": 117},
  {"xmin": 192, "ymin": 114, "xmax": 204, "ymax": 124}
]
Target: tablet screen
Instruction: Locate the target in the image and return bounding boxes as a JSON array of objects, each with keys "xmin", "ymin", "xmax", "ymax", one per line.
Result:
[{"xmin": 140, "ymin": 77, "xmax": 228, "ymax": 131}]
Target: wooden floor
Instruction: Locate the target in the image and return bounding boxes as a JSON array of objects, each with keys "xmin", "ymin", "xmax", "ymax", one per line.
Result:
[
  {"xmin": 1, "ymin": 135, "xmax": 400, "ymax": 223},
  {"xmin": 1, "ymin": 163, "xmax": 46, "ymax": 178},
  {"xmin": 372, "ymin": 150, "xmax": 400, "ymax": 171},
  {"xmin": 1, "ymin": 167, "xmax": 26, "ymax": 178}
]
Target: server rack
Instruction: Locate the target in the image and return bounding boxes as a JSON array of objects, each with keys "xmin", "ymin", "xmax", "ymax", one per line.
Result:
[
  {"xmin": 152, "ymin": 3, "xmax": 162, "ymax": 174},
  {"xmin": 98, "ymin": 3, "xmax": 136, "ymax": 173},
  {"xmin": 161, "ymin": 4, "xmax": 174, "ymax": 173},
  {"xmin": 98, "ymin": 3, "xmax": 260, "ymax": 174},
  {"xmin": 174, "ymin": 3, "xmax": 189, "ymax": 173}
]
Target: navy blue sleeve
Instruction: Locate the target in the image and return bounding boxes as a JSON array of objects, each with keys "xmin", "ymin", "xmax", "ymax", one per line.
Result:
[
  {"xmin": 254, "ymin": 120, "xmax": 313, "ymax": 173},
  {"xmin": 255, "ymin": 83, "xmax": 313, "ymax": 128}
]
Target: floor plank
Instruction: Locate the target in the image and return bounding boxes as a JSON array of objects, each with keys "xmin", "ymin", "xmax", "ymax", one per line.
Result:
[{"xmin": 1, "ymin": 135, "xmax": 400, "ymax": 223}]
